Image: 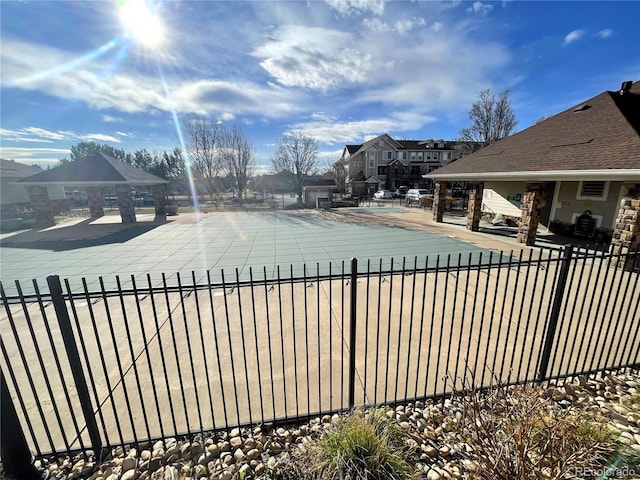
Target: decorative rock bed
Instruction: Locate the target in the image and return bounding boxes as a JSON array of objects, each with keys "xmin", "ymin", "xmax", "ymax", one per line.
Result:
[{"xmin": 13, "ymin": 369, "xmax": 640, "ymax": 479}]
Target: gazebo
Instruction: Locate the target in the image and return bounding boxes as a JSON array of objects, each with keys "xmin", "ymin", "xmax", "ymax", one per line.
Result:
[{"xmin": 16, "ymin": 152, "xmax": 169, "ymax": 227}]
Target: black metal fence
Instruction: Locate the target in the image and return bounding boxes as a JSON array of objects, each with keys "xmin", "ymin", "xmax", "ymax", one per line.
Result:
[{"xmin": 1, "ymin": 245, "xmax": 639, "ymax": 467}]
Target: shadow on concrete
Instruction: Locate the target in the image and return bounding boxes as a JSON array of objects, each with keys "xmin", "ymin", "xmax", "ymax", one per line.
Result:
[
  {"xmin": 475, "ymin": 225, "xmax": 610, "ymax": 251},
  {"xmin": 0, "ymin": 217, "xmax": 166, "ymax": 251},
  {"xmin": 438, "ymin": 214, "xmax": 611, "ymax": 252}
]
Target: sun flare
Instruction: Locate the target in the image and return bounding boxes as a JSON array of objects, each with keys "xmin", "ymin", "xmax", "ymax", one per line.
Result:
[{"xmin": 119, "ymin": 0, "xmax": 164, "ymax": 47}]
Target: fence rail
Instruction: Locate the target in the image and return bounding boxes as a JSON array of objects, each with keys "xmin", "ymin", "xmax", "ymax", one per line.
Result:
[{"xmin": 1, "ymin": 245, "xmax": 639, "ymax": 468}]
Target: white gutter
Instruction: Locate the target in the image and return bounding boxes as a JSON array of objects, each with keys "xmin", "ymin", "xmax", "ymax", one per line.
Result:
[{"xmin": 425, "ymin": 169, "xmax": 640, "ymax": 182}]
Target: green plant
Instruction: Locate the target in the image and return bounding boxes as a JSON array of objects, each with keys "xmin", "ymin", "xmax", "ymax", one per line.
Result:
[
  {"xmin": 621, "ymin": 393, "xmax": 640, "ymax": 413},
  {"xmin": 456, "ymin": 384, "xmax": 631, "ymax": 480},
  {"xmin": 313, "ymin": 409, "xmax": 415, "ymax": 480},
  {"xmin": 270, "ymin": 410, "xmax": 415, "ymax": 479}
]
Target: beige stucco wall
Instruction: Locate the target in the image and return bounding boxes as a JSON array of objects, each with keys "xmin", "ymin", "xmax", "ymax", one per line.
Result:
[
  {"xmin": 552, "ymin": 181, "xmax": 623, "ymax": 229},
  {"xmin": 483, "ymin": 181, "xmax": 528, "ymax": 217}
]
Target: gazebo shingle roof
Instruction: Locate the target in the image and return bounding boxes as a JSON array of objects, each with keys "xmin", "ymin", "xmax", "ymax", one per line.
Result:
[
  {"xmin": 17, "ymin": 152, "xmax": 168, "ymax": 186},
  {"xmin": 427, "ymin": 80, "xmax": 640, "ymax": 181}
]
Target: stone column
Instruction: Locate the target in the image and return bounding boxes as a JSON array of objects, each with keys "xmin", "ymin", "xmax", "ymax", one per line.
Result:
[
  {"xmin": 86, "ymin": 187, "xmax": 104, "ymax": 218},
  {"xmin": 27, "ymin": 185, "xmax": 55, "ymax": 228},
  {"xmin": 611, "ymin": 183, "xmax": 640, "ymax": 270},
  {"xmin": 516, "ymin": 183, "xmax": 545, "ymax": 246},
  {"xmin": 116, "ymin": 185, "xmax": 136, "ymax": 224},
  {"xmin": 466, "ymin": 182, "xmax": 484, "ymax": 232},
  {"xmin": 152, "ymin": 184, "xmax": 167, "ymax": 221},
  {"xmin": 432, "ymin": 181, "xmax": 448, "ymax": 223}
]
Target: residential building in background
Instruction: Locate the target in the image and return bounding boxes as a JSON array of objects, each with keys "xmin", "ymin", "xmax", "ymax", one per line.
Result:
[{"xmin": 337, "ymin": 134, "xmax": 468, "ymax": 197}]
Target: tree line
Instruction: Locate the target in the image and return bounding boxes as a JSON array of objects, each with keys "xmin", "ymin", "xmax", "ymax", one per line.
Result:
[
  {"xmin": 58, "ymin": 143, "xmax": 188, "ymax": 194},
  {"xmin": 56, "ymin": 89, "xmax": 517, "ymax": 201},
  {"xmin": 59, "ymin": 118, "xmax": 324, "ymax": 204}
]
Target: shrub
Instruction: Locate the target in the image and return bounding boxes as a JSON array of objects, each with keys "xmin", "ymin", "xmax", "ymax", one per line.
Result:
[
  {"xmin": 313, "ymin": 409, "xmax": 415, "ymax": 480},
  {"xmin": 455, "ymin": 383, "xmax": 633, "ymax": 479},
  {"xmin": 621, "ymin": 393, "xmax": 640, "ymax": 413},
  {"xmin": 272, "ymin": 410, "xmax": 416, "ymax": 479}
]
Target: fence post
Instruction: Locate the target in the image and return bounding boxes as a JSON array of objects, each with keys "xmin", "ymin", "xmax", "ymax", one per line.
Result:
[
  {"xmin": 46, "ymin": 275, "xmax": 102, "ymax": 455},
  {"xmin": 348, "ymin": 258, "xmax": 358, "ymax": 409},
  {"xmin": 1, "ymin": 367, "xmax": 40, "ymax": 479},
  {"xmin": 537, "ymin": 245, "xmax": 574, "ymax": 381}
]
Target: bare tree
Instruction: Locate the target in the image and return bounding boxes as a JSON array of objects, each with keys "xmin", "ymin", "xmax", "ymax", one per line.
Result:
[
  {"xmin": 219, "ymin": 125, "xmax": 256, "ymax": 200},
  {"xmin": 331, "ymin": 160, "xmax": 347, "ymax": 194},
  {"xmin": 181, "ymin": 115, "xmax": 223, "ymax": 196},
  {"xmin": 458, "ymin": 89, "xmax": 517, "ymax": 153},
  {"xmin": 271, "ymin": 131, "xmax": 319, "ymax": 204}
]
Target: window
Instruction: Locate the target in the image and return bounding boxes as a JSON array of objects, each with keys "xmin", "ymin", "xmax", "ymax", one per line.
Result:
[
  {"xmin": 410, "ymin": 152, "xmax": 417, "ymax": 160},
  {"xmin": 368, "ymin": 158, "xmax": 375, "ymax": 169},
  {"xmin": 378, "ymin": 166, "xmax": 388, "ymax": 175},
  {"xmin": 417, "ymin": 153, "xmax": 423, "ymax": 160},
  {"xmin": 400, "ymin": 152, "xmax": 407, "ymax": 160},
  {"xmin": 577, "ymin": 181, "xmax": 609, "ymax": 201},
  {"xmin": 432, "ymin": 152, "xmax": 439, "ymax": 161},
  {"xmin": 384, "ymin": 151, "xmax": 392, "ymax": 160}
]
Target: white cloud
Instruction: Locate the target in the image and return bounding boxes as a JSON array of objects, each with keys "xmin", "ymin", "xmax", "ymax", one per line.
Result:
[
  {"xmin": 287, "ymin": 111, "xmax": 437, "ymax": 144},
  {"xmin": 324, "ymin": 0, "xmax": 384, "ymax": 17},
  {"xmin": 394, "ymin": 17, "xmax": 427, "ymax": 35},
  {"xmin": 467, "ymin": 2, "xmax": 494, "ymax": 15},
  {"xmin": 21, "ymin": 127, "xmax": 73, "ymax": 140},
  {"xmin": 0, "ymin": 127, "xmax": 119, "ymax": 144},
  {"xmin": 79, "ymin": 133, "xmax": 121, "ymax": 143},
  {"xmin": 596, "ymin": 29, "xmax": 613, "ymax": 39},
  {"xmin": 173, "ymin": 79, "xmax": 306, "ymax": 118},
  {"xmin": 363, "ymin": 16, "xmax": 428, "ymax": 35},
  {"xmin": 563, "ymin": 29, "xmax": 584, "ymax": 45},
  {"xmin": 253, "ymin": 26, "xmax": 377, "ymax": 91},
  {"xmin": 102, "ymin": 115, "xmax": 122, "ymax": 123},
  {"xmin": 362, "ymin": 17, "xmax": 391, "ymax": 33},
  {"xmin": 431, "ymin": 22, "xmax": 445, "ymax": 32},
  {"xmin": 0, "ymin": 146, "xmax": 70, "ymax": 167},
  {"xmin": 1, "ymin": 38, "xmax": 308, "ymax": 120}
]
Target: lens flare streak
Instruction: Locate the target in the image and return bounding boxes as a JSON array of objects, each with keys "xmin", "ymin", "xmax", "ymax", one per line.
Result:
[{"xmin": 4, "ymin": 38, "xmax": 121, "ymax": 87}]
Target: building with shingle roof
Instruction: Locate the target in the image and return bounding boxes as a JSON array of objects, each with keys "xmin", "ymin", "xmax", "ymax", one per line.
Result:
[
  {"xmin": 16, "ymin": 152, "xmax": 168, "ymax": 186},
  {"xmin": 338, "ymin": 133, "xmax": 468, "ymax": 197},
  {"xmin": 15, "ymin": 152, "xmax": 168, "ymax": 227},
  {"xmin": 425, "ymin": 80, "xmax": 640, "ymax": 253}
]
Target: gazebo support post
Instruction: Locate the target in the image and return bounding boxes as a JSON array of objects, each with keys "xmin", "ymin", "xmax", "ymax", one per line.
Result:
[
  {"xmin": 516, "ymin": 182, "xmax": 545, "ymax": 246},
  {"xmin": 466, "ymin": 182, "xmax": 484, "ymax": 231},
  {"xmin": 432, "ymin": 181, "xmax": 448, "ymax": 223},
  {"xmin": 86, "ymin": 187, "xmax": 104, "ymax": 218},
  {"xmin": 116, "ymin": 185, "xmax": 136, "ymax": 224},
  {"xmin": 611, "ymin": 183, "xmax": 640, "ymax": 271},
  {"xmin": 152, "ymin": 184, "xmax": 167, "ymax": 221},
  {"xmin": 27, "ymin": 185, "xmax": 55, "ymax": 228}
]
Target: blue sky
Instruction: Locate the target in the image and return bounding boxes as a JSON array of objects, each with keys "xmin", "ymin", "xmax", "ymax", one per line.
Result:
[{"xmin": 1, "ymin": 0, "xmax": 639, "ymax": 171}]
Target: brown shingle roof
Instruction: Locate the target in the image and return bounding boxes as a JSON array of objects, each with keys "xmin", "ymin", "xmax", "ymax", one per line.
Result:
[
  {"xmin": 17, "ymin": 152, "xmax": 168, "ymax": 185},
  {"xmin": 428, "ymin": 81, "xmax": 640, "ymax": 181}
]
